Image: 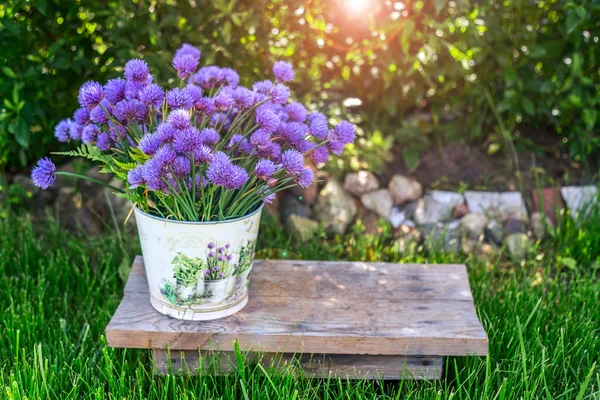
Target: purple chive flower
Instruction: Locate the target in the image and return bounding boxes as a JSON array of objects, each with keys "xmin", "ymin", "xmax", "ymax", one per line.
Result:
[
  {"xmin": 173, "ymin": 156, "xmax": 191, "ymax": 177},
  {"xmin": 69, "ymin": 123, "xmax": 84, "ymax": 141},
  {"xmin": 128, "ymin": 165, "xmax": 145, "ymax": 188},
  {"xmin": 138, "ymin": 133, "xmax": 162, "ymax": 155},
  {"xmin": 208, "ymin": 242, "xmax": 215, "ymax": 249},
  {"xmin": 175, "ymin": 44, "xmax": 201, "ymax": 61},
  {"xmin": 73, "ymin": 108, "xmax": 90, "ymax": 125},
  {"xmin": 206, "ymin": 151, "xmax": 248, "ymax": 189},
  {"xmin": 199, "ymin": 128, "xmax": 220, "ymax": 145},
  {"xmin": 280, "ymin": 149, "xmax": 305, "ymax": 175},
  {"xmin": 218, "ymin": 255, "xmax": 225, "ymax": 262},
  {"xmin": 334, "ymin": 120, "xmax": 356, "ymax": 144},
  {"xmin": 225, "ymin": 243, "xmax": 231, "ymax": 249},
  {"xmin": 82, "ymin": 124, "xmax": 100, "ymax": 144},
  {"xmin": 155, "ymin": 123, "xmax": 177, "ymax": 144},
  {"xmin": 255, "ymin": 159, "xmax": 277, "ymax": 180},
  {"xmin": 218, "ymin": 247, "xmax": 224, "ymax": 254},
  {"xmin": 284, "ymin": 102, "xmax": 307, "ymax": 122},
  {"xmin": 142, "ymin": 159, "xmax": 167, "ymax": 191},
  {"xmin": 194, "ymin": 97, "xmax": 216, "ymax": 116},
  {"xmin": 184, "ymin": 84, "xmax": 203, "ymax": 105},
  {"xmin": 253, "ymin": 80, "xmax": 273, "ymax": 95},
  {"xmin": 104, "ymin": 78, "xmax": 127, "ymax": 104},
  {"xmin": 222, "ymin": 68, "xmax": 240, "ymax": 87},
  {"xmin": 213, "ymin": 89, "xmax": 235, "ymax": 112},
  {"xmin": 78, "ymin": 81, "xmax": 104, "ymax": 109},
  {"xmin": 173, "ymin": 126, "xmax": 202, "ymax": 152},
  {"xmin": 113, "ymin": 100, "xmax": 147, "ymax": 124},
  {"xmin": 280, "ymin": 122, "xmax": 307, "ymax": 147},
  {"xmin": 297, "ymin": 139, "xmax": 315, "ymax": 154},
  {"xmin": 213, "ymin": 266, "xmax": 220, "ymax": 271},
  {"xmin": 256, "ymin": 104, "xmax": 280, "ymax": 133},
  {"xmin": 166, "ymin": 109, "xmax": 191, "ymax": 130},
  {"xmin": 296, "ymin": 167, "xmax": 315, "ymax": 188},
  {"xmin": 233, "ymin": 86, "xmax": 255, "ymax": 109},
  {"xmin": 263, "ymin": 192, "xmax": 276, "ymax": 204},
  {"xmin": 270, "ymin": 84, "xmax": 290, "ymax": 104},
  {"xmin": 172, "ymin": 53, "xmax": 199, "ymax": 79},
  {"xmin": 31, "ymin": 157, "xmax": 57, "ymax": 190},
  {"xmin": 96, "ymin": 132, "xmax": 113, "ymax": 151},
  {"xmin": 166, "ymin": 88, "xmax": 194, "ymax": 110},
  {"xmin": 89, "ymin": 101, "xmax": 111, "ymax": 124},
  {"xmin": 204, "ymin": 269, "xmax": 210, "ymax": 275},
  {"xmin": 326, "ymin": 130, "xmax": 346, "ymax": 155},
  {"xmin": 153, "ymin": 145, "xmax": 177, "ymax": 167},
  {"xmin": 54, "ymin": 119, "xmax": 72, "ymax": 142},
  {"xmin": 250, "ymin": 129, "xmax": 272, "ymax": 150},
  {"xmin": 192, "ymin": 145, "xmax": 212, "ymax": 164},
  {"xmin": 273, "ymin": 61, "xmax": 295, "ymax": 83},
  {"xmin": 226, "ymin": 254, "xmax": 233, "ymax": 261},
  {"xmin": 124, "ymin": 59, "xmax": 149, "ymax": 83},
  {"xmin": 108, "ymin": 122, "xmax": 126, "ymax": 141},
  {"xmin": 139, "ymin": 84, "xmax": 164, "ymax": 107},
  {"xmin": 124, "ymin": 81, "xmax": 144, "ymax": 100},
  {"xmin": 262, "ymin": 142, "xmax": 282, "ymax": 159},
  {"xmin": 308, "ymin": 112, "xmax": 328, "ymax": 140},
  {"xmin": 193, "ymin": 66, "xmax": 223, "ymax": 89}
]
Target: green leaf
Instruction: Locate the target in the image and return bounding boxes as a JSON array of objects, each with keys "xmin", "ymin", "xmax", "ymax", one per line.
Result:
[
  {"xmin": 582, "ymin": 109, "xmax": 597, "ymax": 131},
  {"xmin": 402, "ymin": 146, "xmax": 421, "ymax": 171},
  {"xmin": 521, "ymin": 98, "xmax": 535, "ymax": 116},
  {"xmin": 12, "ymin": 118, "xmax": 30, "ymax": 148},
  {"xmin": 1, "ymin": 66, "xmax": 16, "ymax": 79},
  {"xmin": 503, "ymin": 66, "xmax": 517, "ymax": 86}
]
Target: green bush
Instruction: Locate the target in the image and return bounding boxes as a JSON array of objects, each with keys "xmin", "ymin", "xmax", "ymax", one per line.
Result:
[{"xmin": 1, "ymin": 0, "xmax": 598, "ymax": 171}]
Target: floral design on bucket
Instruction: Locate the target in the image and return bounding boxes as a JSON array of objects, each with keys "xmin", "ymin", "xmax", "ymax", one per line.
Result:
[{"xmin": 159, "ymin": 240, "xmax": 256, "ymax": 308}]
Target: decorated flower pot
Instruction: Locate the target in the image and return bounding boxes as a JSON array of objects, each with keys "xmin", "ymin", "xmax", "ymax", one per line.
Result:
[
  {"xmin": 237, "ymin": 267, "xmax": 252, "ymax": 290},
  {"xmin": 135, "ymin": 205, "xmax": 262, "ymax": 321}
]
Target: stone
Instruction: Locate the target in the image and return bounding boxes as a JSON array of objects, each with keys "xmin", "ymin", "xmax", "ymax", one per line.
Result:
[
  {"xmin": 343, "ymin": 171, "xmax": 380, "ymax": 196},
  {"xmin": 412, "ymin": 195, "xmax": 454, "ymax": 226},
  {"xmin": 314, "ymin": 180, "xmax": 357, "ymax": 234},
  {"xmin": 286, "ymin": 215, "xmax": 320, "ymax": 241},
  {"xmin": 280, "ymin": 194, "xmax": 311, "ymax": 223},
  {"xmin": 389, "ymin": 207, "xmax": 408, "ymax": 228},
  {"xmin": 531, "ymin": 187, "xmax": 565, "ymax": 225},
  {"xmin": 504, "ymin": 233, "xmax": 530, "ymax": 261},
  {"xmin": 388, "ymin": 175, "xmax": 423, "ymax": 205},
  {"xmin": 452, "ymin": 203, "xmax": 470, "ymax": 219},
  {"xmin": 422, "ymin": 220, "xmax": 460, "ymax": 253},
  {"xmin": 485, "ymin": 219, "xmax": 505, "ymax": 244},
  {"xmin": 560, "ymin": 186, "xmax": 598, "ymax": 217},
  {"xmin": 459, "ymin": 213, "xmax": 488, "ymax": 239},
  {"xmin": 464, "ymin": 191, "xmax": 528, "ymax": 221},
  {"xmin": 360, "ymin": 189, "xmax": 393, "ymax": 220},
  {"xmin": 531, "ymin": 212, "xmax": 553, "ymax": 240},
  {"xmin": 504, "ymin": 218, "xmax": 528, "ymax": 234},
  {"xmin": 429, "ymin": 190, "xmax": 464, "ymax": 209}
]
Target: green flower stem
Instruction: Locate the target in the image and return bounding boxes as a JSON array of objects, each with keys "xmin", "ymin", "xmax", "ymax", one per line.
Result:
[{"xmin": 55, "ymin": 172, "xmax": 126, "ymax": 194}]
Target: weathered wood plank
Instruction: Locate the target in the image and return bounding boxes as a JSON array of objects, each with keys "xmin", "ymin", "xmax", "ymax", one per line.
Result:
[
  {"xmin": 152, "ymin": 349, "xmax": 443, "ymax": 380},
  {"xmin": 107, "ymin": 257, "xmax": 488, "ymax": 356}
]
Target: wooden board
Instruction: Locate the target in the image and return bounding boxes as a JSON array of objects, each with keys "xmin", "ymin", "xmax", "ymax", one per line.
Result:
[
  {"xmin": 152, "ymin": 349, "xmax": 444, "ymax": 380},
  {"xmin": 107, "ymin": 257, "xmax": 488, "ymax": 358}
]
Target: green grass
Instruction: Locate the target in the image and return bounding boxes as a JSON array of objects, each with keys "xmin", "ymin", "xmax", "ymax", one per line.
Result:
[{"xmin": 0, "ymin": 207, "xmax": 599, "ymax": 399}]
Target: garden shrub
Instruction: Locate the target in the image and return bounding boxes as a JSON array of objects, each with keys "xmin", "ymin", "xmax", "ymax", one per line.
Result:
[{"xmin": 0, "ymin": 0, "xmax": 598, "ymax": 171}]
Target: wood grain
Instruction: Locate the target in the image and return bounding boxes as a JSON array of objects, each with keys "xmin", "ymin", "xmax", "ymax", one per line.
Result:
[
  {"xmin": 152, "ymin": 349, "xmax": 443, "ymax": 380},
  {"xmin": 107, "ymin": 257, "xmax": 488, "ymax": 356}
]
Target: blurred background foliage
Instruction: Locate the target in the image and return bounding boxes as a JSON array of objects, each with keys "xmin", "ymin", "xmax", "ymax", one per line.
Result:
[{"xmin": 0, "ymin": 0, "xmax": 599, "ymax": 174}]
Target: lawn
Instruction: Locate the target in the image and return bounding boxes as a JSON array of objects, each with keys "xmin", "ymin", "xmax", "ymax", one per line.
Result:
[{"xmin": 0, "ymin": 207, "xmax": 599, "ymax": 399}]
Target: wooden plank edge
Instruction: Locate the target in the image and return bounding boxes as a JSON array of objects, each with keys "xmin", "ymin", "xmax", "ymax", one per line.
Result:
[{"xmin": 151, "ymin": 349, "xmax": 444, "ymax": 380}]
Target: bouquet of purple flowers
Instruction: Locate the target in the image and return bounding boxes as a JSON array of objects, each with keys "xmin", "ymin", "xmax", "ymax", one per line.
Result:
[{"xmin": 31, "ymin": 44, "xmax": 355, "ymax": 221}]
